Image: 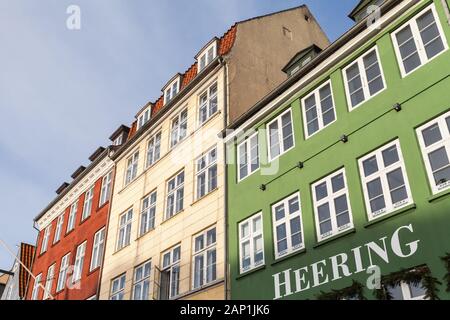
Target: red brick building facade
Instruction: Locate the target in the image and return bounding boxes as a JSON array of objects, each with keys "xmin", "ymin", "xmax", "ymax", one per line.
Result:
[{"xmin": 26, "ymin": 148, "xmax": 114, "ymax": 300}]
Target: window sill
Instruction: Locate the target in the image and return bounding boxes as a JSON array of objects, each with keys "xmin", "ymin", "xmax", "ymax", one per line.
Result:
[
  {"xmin": 65, "ymin": 229, "xmax": 75, "ymax": 237},
  {"xmin": 113, "ymin": 244, "xmax": 131, "ymax": 255},
  {"xmin": 135, "ymin": 228, "xmax": 156, "ymax": 241},
  {"xmin": 197, "ymin": 110, "xmax": 221, "ymax": 130},
  {"xmin": 176, "ymin": 278, "xmax": 224, "ymax": 300},
  {"xmin": 190, "ymin": 188, "xmax": 219, "ymax": 206},
  {"xmin": 364, "ymin": 203, "xmax": 416, "ymax": 228},
  {"xmin": 313, "ymin": 228, "xmax": 356, "ymax": 249},
  {"xmin": 79, "ymin": 216, "xmax": 91, "ymax": 226},
  {"xmin": 160, "ymin": 210, "xmax": 185, "ymax": 226},
  {"xmin": 87, "ymin": 267, "xmax": 100, "ymax": 276},
  {"xmin": 236, "ymin": 264, "xmax": 266, "ymax": 280},
  {"xmin": 271, "ymin": 248, "xmax": 306, "ymax": 266},
  {"xmin": 97, "ymin": 200, "xmax": 110, "ymax": 211},
  {"xmin": 428, "ymin": 188, "xmax": 450, "ymax": 202}
]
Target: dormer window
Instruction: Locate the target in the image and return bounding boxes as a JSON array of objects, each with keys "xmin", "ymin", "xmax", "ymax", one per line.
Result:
[
  {"xmin": 113, "ymin": 135, "xmax": 123, "ymax": 146},
  {"xmin": 164, "ymin": 77, "xmax": 181, "ymax": 105},
  {"xmin": 137, "ymin": 107, "xmax": 151, "ymax": 130},
  {"xmin": 197, "ymin": 39, "xmax": 218, "ymax": 72}
]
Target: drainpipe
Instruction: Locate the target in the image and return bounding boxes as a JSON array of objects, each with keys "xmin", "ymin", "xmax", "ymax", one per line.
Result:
[
  {"xmin": 442, "ymin": 0, "xmax": 450, "ymax": 24},
  {"xmin": 219, "ymin": 56, "xmax": 231, "ymax": 300},
  {"xmin": 95, "ymin": 147, "xmax": 116, "ymax": 300}
]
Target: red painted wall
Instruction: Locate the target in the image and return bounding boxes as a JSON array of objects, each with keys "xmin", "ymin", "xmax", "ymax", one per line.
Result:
[{"xmin": 26, "ymin": 173, "xmax": 112, "ymax": 300}]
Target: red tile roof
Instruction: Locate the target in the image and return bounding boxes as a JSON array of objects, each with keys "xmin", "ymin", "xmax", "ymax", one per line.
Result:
[
  {"xmin": 127, "ymin": 24, "xmax": 237, "ymax": 142},
  {"xmin": 19, "ymin": 243, "xmax": 35, "ymax": 299}
]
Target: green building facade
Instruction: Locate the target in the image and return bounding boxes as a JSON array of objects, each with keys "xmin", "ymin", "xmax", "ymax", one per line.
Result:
[{"xmin": 225, "ymin": 0, "xmax": 450, "ymax": 300}]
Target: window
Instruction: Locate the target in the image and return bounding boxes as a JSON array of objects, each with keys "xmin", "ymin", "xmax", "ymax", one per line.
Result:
[
  {"xmin": 72, "ymin": 242, "xmax": 86, "ymax": 283},
  {"xmin": 166, "ymin": 171, "xmax": 184, "ymax": 219},
  {"xmin": 386, "ymin": 281, "xmax": 427, "ymax": 300},
  {"xmin": 358, "ymin": 140, "xmax": 413, "ymax": 220},
  {"xmin": 312, "ymin": 169, "xmax": 353, "ymax": 241},
  {"xmin": 193, "ymin": 227, "xmax": 217, "ymax": 289},
  {"xmin": 81, "ymin": 186, "xmax": 94, "ymax": 221},
  {"xmin": 56, "ymin": 253, "xmax": 71, "ymax": 292},
  {"xmin": 164, "ymin": 79, "xmax": 180, "ymax": 104},
  {"xmin": 267, "ymin": 109, "xmax": 294, "ymax": 161},
  {"xmin": 199, "ymin": 82, "xmax": 218, "ymax": 125},
  {"xmin": 160, "ymin": 246, "xmax": 181, "ymax": 299},
  {"xmin": 110, "ymin": 274, "xmax": 126, "ymax": 300},
  {"xmin": 238, "ymin": 133, "xmax": 259, "ymax": 181},
  {"xmin": 125, "ymin": 151, "xmax": 139, "ymax": 185},
  {"xmin": 146, "ymin": 132, "xmax": 161, "ymax": 167},
  {"xmin": 113, "ymin": 135, "xmax": 123, "ymax": 146},
  {"xmin": 272, "ymin": 193, "xmax": 304, "ymax": 259},
  {"xmin": 416, "ymin": 111, "xmax": 450, "ymax": 194},
  {"xmin": 196, "ymin": 147, "xmax": 218, "ymax": 199},
  {"xmin": 132, "ymin": 260, "xmax": 151, "ymax": 300},
  {"xmin": 343, "ymin": 46, "xmax": 386, "ymax": 110},
  {"xmin": 31, "ymin": 274, "xmax": 42, "ymax": 300},
  {"xmin": 170, "ymin": 109, "xmax": 188, "ymax": 148},
  {"xmin": 140, "ymin": 191, "xmax": 157, "ymax": 236},
  {"xmin": 43, "ymin": 264, "xmax": 55, "ymax": 300},
  {"xmin": 392, "ymin": 4, "xmax": 448, "ymax": 77},
  {"xmin": 117, "ymin": 209, "xmax": 133, "ymax": 250},
  {"xmin": 40, "ymin": 225, "xmax": 51, "ymax": 254},
  {"xmin": 53, "ymin": 214, "xmax": 64, "ymax": 244},
  {"xmin": 99, "ymin": 171, "xmax": 113, "ymax": 206},
  {"xmin": 67, "ymin": 201, "xmax": 78, "ymax": 233},
  {"xmin": 302, "ymin": 81, "xmax": 336, "ymax": 137},
  {"xmin": 137, "ymin": 107, "xmax": 151, "ymax": 130},
  {"xmin": 198, "ymin": 43, "xmax": 217, "ymax": 72},
  {"xmin": 90, "ymin": 228, "xmax": 105, "ymax": 271},
  {"xmin": 239, "ymin": 213, "xmax": 264, "ymax": 273}
]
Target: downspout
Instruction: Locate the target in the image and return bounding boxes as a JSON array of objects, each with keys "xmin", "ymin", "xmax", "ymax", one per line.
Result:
[
  {"xmin": 442, "ymin": 0, "xmax": 450, "ymax": 24},
  {"xmin": 23, "ymin": 222, "xmax": 41, "ymax": 300},
  {"xmin": 95, "ymin": 148, "xmax": 116, "ymax": 300},
  {"xmin": 220, "ymin": 56, "xmax": 230, "ymax": 300}
]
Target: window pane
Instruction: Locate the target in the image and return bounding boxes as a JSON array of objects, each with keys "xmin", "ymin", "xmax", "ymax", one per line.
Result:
[
  {"xmin": 274, "ymin": 205, "xmax": 285, "ymax": 221},
  {"xmin": 241, "ymin": 222, "xmax": 249, "ymax": 238},
  {"xmin": 396, "ymin": 26, "xmax": 421, "ymax": 74},
  {"xmin": 290, "ymin": 217, "xmax": 302, "ymax": 248},
  {"xmin": 417, "ymin": 10, "xmax": 445, "ymax": 59},
  {"xmin": 382, "ymin": 145, "xmax": 400, "ymax": 167},
  {"xmin": 315, "ymin": 182, "xmax": 328, "ymax": 201},
  {"xmin": 253, "ymin": 216, "xmax": 262, "ymax": 232},
  {"xmin": 317, "ymin": 203, "xmax": 330, "ymax": 222},
  {"xmin": 334, "ymin": 195, "xmax": 349, "ymax": 215},
  {"xmin": 331, "ymin": 174, "xmax": 345, "ymax": 192},
  {"xmin": 288, "ymin": 197, "xmax": 299, "ymax": 214},
  {"xmin": 409, "ymin": 282, "xmax": 426, "ymax": 299},
  {"xmin": 387, "ymin": 284, "xmax": 405, "ymax": 300},
  {"xmin": 363, "ymin": 156, "xmax": 378, "ymax": 176},
  {"xmin": 363, "ymin": 51, "xmax": 384, "ymax": 95},
  {"xmin": 281, "ymin": 113, "xmax": 294, "ymax": 150},
  {"xmin": 367, "ymin": 178, "xmax": 386, "ymax": 212},
  {"xmin": 206, "ymin": 249, "xmax": 216, "ymax": 282},
  {"xmin": 428, "ymin": 147, "xmax": 450, "ymax": 185},
  {"xmin": 422, "ymin": 123, "xmax": 442, "ymax": 147},
  {"xmin": 269, "ymin": 122, "xmax": 280, "ymax": 158}
]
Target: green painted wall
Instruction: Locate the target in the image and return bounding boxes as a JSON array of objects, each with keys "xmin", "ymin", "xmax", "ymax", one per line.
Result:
[{"xmin": 227, "ymin": 0, "xmax": 450, "ymax": 300}]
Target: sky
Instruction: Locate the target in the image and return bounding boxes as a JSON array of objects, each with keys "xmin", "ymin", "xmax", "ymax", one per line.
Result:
[{"xmin": 0, "ymin": 0, "xmax": 358, "ymax": 270}]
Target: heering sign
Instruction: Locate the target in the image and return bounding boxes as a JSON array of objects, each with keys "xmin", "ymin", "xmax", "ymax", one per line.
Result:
[{"xmin": 272, "ymin": 224, "xmax": 420, "ymax": 299}]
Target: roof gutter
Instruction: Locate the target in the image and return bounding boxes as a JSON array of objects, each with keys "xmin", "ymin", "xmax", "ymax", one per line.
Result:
[{"xmin": 222, "ymin": 0, "xmax": 415, "ymax": 140}]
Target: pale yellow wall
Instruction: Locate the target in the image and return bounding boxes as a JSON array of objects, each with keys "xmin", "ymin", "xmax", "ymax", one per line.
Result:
[{"xmin": 99, "ymin": 67, "xmax": 226, "ymax": 300}]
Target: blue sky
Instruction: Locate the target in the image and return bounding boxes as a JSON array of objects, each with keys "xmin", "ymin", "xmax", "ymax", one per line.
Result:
[{"xmin": 0, "ymin": 0, "xmax": 357, "ymax": 269}]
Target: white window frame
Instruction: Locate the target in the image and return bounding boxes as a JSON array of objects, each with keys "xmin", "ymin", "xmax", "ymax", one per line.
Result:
[
  {"xmin": 125, "ymin": 150, "xmax": 139, "ymax": 185},
  {"xmin": 237, "ymin": 132, "xmax": 260, "ymax": 182},
  {"xmin": 117, "ymin": 209, "xmax": 133, "ymax": 251},
  {"xmin": 66, "ymin": 200, "xmax": 78, "ymax": 233},
  {"xmin": 43, "ymin": 264, "xmax": 55, "ymax": 300},
  {"xmin": 132, "ymin": 260, "xmax": 152, "ymax": 300},
  {"xmin": 266, "ymin": 108, "xmax": 295, "ymax": 162},
  {"xmin": 271, "ymin": 193, "xmax": 305, "ymax": 259},
  {"xmin": 391, "ymin": 3, "xmax": 448, "ymax": 78},
  {"xmin": 90, "ymin": 227, "xmax": 106, "ymax": 271},
  {"xmin": 164, "ymin": 78, "xmax": 180, "ymax": 105},
  {"xmin": 238, "ymin": 212, "xmax": 265, "ymax": 274},
  {"xmin": 81, "ymin": 186, "xmax": 94, "ymax": 221},
  {"xmin": 165, "ymin": 170, "xmax": 184, "ymax": 220},
  {"xmin": 170, "ymin": 109, "xmax": 188, "ymax": 148},
  {"xmin": 31, "ymin": 273, "xmax": 42, "ymax": 300},
  {"xmin": 358, "ymin": 139, "xmax": 413, "ymax": 221},
  {"xmin": 53, "ymin": 214, "xmax": 64, "ymax": 244},
  {"xmin": 56, "ymin": 253, "xmax": 71, "ymax": 292},
  {"xmin": 386, "ymin": 280, "xmax": 427, "ymax": 300},
  {"xmin": 137, "ymin": 107, "xmax": 151, "ymax": 130},
  {"xmin": 99, "ymin": 171, "xmax": 113, "ymax": 206},
  {"xmin": 146, "ymin": 132, "xmax": 162, "ymax": 168},
  {"xmin": 301, "ymin": 80, "xmax": 337, "ymax": 138},
  {"xmin": 113, "ymin": 135, "xmax": 123, "ymax": 146},
  {"xmin": 312, "ymin": 168, "xmax": 354, "ymax": 242},
  {"xmin": 139, "ymin": 190, "xmax": 157, "ymax": 236},
  {"xmin": 110, "ymin": 274, "xmax": 126, "ymax": 300},
  {"xmin": 72, "ymin": 241, "xmax": 87, "ymax": 283},
  {"xmin": 416, "ymin": 111, "xmax": 450, "ymax": 194},
  {"xmin": 198, "ymin": 42, "xmax": 217, "ymax": 72},
  {"xmin": 161, "ymin": 245, "xmax": 181, "ymax": 299},
  {"xmin": 192, "ymin": 226, "xmax": 217, "ymax": 289},
  {"xmin": 195, "ymin": 146, "xmax": 218, "ymax": 200},
  {"xmin": 198, "ymin": 82, "xmax": 218, "ymax": 126},
  {"xmin": 41, "ymin": 225, "xmax": 51, "ymax": 254},
  {"xmin": 342, "ymin": 46, "xmax": 386, "ymax": 111}
]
